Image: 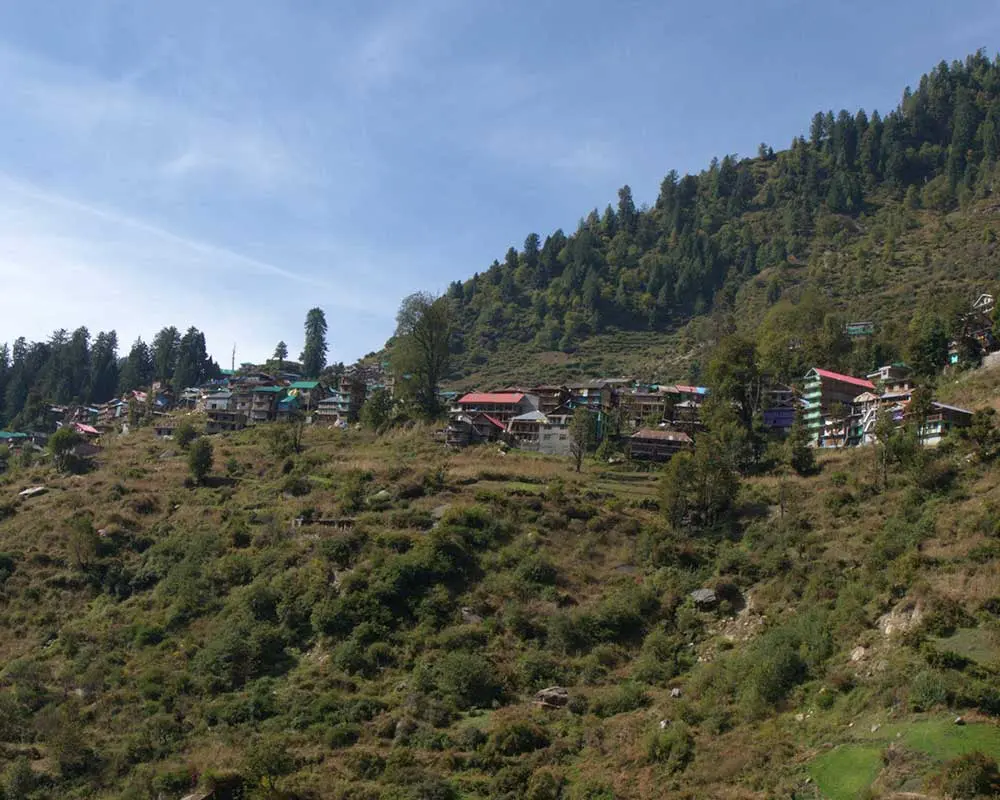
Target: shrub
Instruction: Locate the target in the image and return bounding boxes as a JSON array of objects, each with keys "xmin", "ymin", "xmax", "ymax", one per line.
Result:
[
  {"xmin": 187, "ymin": 438, "xmax": 213, "ymax": 485},
  {"xmin": 591, "ymin": 682, "xmax": 650, "ymax": 718},
  {"xmin": 326, "ymin": 723, "xmax": 361, "ymax": 749},
  {"xmin": 436, "ymin": 652, "xmax": 505, "ymax": 710},
  {"xmin": 909, "ymin": 669, "xmax": 948, "ymax": 711},
  {"xmin": 646, "ymin": 722, "xmax": 694, "ymax": 773},
  {"xmin": 486, "ymin": 718, "xmax": 550, "ymax": 756},
  {"xmin": 174, "ymin": 422, "xmax": 197, "ymax": 449},
  {"xmin": 931, "ymin": 751, "xmax": 1000, "ymax": 798}
]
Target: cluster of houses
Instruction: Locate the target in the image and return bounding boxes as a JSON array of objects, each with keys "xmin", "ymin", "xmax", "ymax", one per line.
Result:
[
  {"xmin": 0, "ymin": 364, "xmax": 391, "ymax": 463},
  {"xmin": 446, "ymin": 381, "xmax": 711, "ymax": 461},
  {"xmin": 445, "ymin": 362, "xmax": 975, "ymax": 461}
]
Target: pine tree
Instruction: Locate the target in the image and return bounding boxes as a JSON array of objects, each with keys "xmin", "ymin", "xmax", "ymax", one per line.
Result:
[
  {"xmin": 273, "ymin": 341, "xmax": 288, "ymax": 370},
  {"xmin": 300, "ymin": 308, "xmax": 328, "ymax": 379},
  {"xmin": 786, "ymin": 406, "xmax": 815, "ymax": 476}
]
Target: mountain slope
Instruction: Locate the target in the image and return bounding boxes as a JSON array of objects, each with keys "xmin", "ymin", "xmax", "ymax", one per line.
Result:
[
  {"xmin": 4, "ymin": 401, "xmax": 1000, "ymax": 798},
  {"xmin": 444, "ymin": 51, "xmax": 1000, "ymax": 388}
]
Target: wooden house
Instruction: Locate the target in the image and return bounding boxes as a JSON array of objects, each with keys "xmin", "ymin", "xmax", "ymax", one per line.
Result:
[
  {"xmin": 446, "ymin": 412, "xmax": 506, "ymax": 447},
  {"xmin": 915, "ymin": 402, "xmax": 972, "ymax": 446},
  {"xmin": 628, "ymin": 428, "xmax": 693, "ymax": 462},
  {"xmin": 206, "ymin": 409, "xmax": 247, "ymax": 434},
  {"xmin": 204, "ymin": 391, "xmax": 233, "ymax": 412},
  {"xmin": 287, "ymin": 380, "xmax": 325, "ymax": 411}
]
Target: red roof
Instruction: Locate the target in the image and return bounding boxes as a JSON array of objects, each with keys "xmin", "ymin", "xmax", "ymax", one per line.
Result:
[
  {"xmin": 73, "ymin": 423, "xmax": 100, "ymax": 436},
  {"xmin": 459, "ymin": 392, "xmax": 525, "ymax": 405},
  {"xmin": 811, "ymin": 368, "xmax": 875, "ymax": 390}
]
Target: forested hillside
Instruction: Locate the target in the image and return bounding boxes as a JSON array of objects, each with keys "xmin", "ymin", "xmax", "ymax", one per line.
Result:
[{"xmin": 445, "ymin": 51, "xmax": 1000, "ymax": 386}]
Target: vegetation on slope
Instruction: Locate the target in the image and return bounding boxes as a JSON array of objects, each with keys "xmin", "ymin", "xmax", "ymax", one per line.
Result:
[
  {"xmin": 3, "ymin": 378, "xmax": 1000, "ymax": 797},
  {"xmin": 444, "ymin": 51, "xmax": 1000, "ymax": 386}
]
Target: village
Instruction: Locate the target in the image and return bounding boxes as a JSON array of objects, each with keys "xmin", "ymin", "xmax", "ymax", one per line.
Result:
[{"xmin": 0, "ymin": 340, "xmax": 986, "ymax": 471}]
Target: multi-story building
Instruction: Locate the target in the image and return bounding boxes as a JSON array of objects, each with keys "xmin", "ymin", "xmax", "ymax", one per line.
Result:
[
  {"xmin": 249, "ymin": 386, "xmax": 286, "ymax": 424},
  {"xmin": 802, "ymin": 368, "xmax": 874, "ymax": 443}
]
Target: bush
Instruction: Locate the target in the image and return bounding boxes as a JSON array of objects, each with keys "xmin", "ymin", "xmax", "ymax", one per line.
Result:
[
  {"xmin": 187, "ymin": 438, "xmax": 213, "ymax": 485},
  {"xmin": 931, "ymin": 751, "xmax": 1000, "ymax": 798},
  {"xmin": 174, "ymin": 422, "xmax": 197, "ymax": 449},
  {"xmin": 646, "ymin": 722, "xmax": 694, "ymax": 773},
  {"xmin": 909, "ymin": 669, "xmax": 948, "ymax": 711},
  {"xmin": 591, "ymin": 682, "xmax": 650, "ymax": 718},
  {"xmin": 436, "ymin": 652, "xmax": 505, "ymax": 710},
  {"xmin": 486, "ymin": 718, "xmax": 550, "ymax": 756}
]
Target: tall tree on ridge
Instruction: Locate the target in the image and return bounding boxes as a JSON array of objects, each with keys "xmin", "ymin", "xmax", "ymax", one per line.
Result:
[
  {"xmin": 300, "ymin": 308, "xmax": 328, "ymax": 379},
  {"xmin": 392, "ymin": 293, "xmax": 451, "ymax": 418},
  {"xmin": 152, "ymin": 326, "xmax": 181, "ymax": 384},
  {"xmin": 273, "ymin": 341, "xmax": 288, "ymax": 371}
]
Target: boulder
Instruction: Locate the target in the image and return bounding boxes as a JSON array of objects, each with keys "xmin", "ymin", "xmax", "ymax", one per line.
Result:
[
  {"xmin": 690, "ymin": 588, "xmax": 718, "ymax": 610},
  {"xmin": 534, "ymin": 686, "xmax": 569, "ymax": 708}
]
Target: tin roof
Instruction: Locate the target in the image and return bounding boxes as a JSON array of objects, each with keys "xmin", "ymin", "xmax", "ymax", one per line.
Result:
[{"xmin": 459, "ymin": 392, "xmax": 526, "ymax": 404}]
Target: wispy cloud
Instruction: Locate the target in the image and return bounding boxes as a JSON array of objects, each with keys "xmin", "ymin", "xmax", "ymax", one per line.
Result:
[{"xmin": 0, "ymin": 41, "xmax": 302, "ymax": 191}]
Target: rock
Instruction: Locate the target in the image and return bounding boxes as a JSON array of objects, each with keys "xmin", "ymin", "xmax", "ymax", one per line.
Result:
[
  {"xmin": 18, "ymin": 486, "xmax": 47, "ymax": 498},
  {"xmin": 461, "ymin": 607, "xmax": 483, "ymax": 625},
  {"xmin": 871, "ymin": 724, "xmax": 880, "ymax": 733},
  {"xmin": 955, "ymin": 716, "xmax": 966, "ymax": 726},
  {"xmin": 670, "ymin": 687, "xmax": 682, "ymax": 699},
  {"xmin": 850, "ymin": 646, "xmax": 867, "ymax": 662},
  {"xmin": 369, "ymin": 489, "xmax": 392, "ymax": 505},
  {"xmin": 659, "ymin": 719, "xmax": 668, "ymax": 729},
  {"xmin": 876, "ymin": 600, "xmax": 924, "ymax": 637},
  {"xmin": 534, "ymin": 686, "xmax": 569, "ymax": 708},
  {"xmin": 394, "ymin": 716, "xmax": 419, "ymax": 742},
  {"xmin": 795, "ymin": 713, "xmax": 805, "ymax": 722},
  {"xmin": 848, "ymin": 722, "xmax": 854, "ymax": 728},
  {"xmin": 690, "ymin": 588, "xmax": 718, "ymax": 610}
]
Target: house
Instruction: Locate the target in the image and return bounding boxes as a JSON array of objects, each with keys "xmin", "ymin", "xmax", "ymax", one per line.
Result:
[
  {"xmin": 287, "ymin": 380, "xmax": 325, "ymax": 411},
  {"xmin": 867, "ymin": 364, "xmax": 912, "ymax": 393},
  {"xmin": 507, "ymin": 410, "xmax": 573, "ymax": 456},
  {"xmin": 248, "ymin": 386, "xmax": 286, "ymax": 424},
  {"xmin": 456, "ymin": 392, "xmax": 539, "ymax": 423},
  {"xmin": 446, "ymin": 413, "xmax": 506, "ymax": 447},
  {"xmin": 916, "ymin": 402, "xmax": 972, "ymax": 446},
  {"xmin": 153, "ymin": 420, "xmax": 177, "ymax": 438},
  {"xmin": 231, "ymin": 390, "xmax": 253, "ymax": 419},
  {"xmin": 316, "ymin": 390, "xmax": 351, "ymax": 424},
  {"xmin": 567, "ymin": 381, "xmax": 612, "ymax": 412},
  {"xmin": 673, "ymin": 385, "xmax": 709, "ymax": 406},
  {"xmin": 628, "ymin": 428, "xmax": 693, "ymax": 461},
  {"xmin": 206, "ymin": 409, "xmax": 247, "ymax": 434},
  {"xmin": 620, "ymin": 386, "xmax": 676, "ymax": 425},
  {"xmin": 204, "ymin": 391, "xmax": 233, "ymax": 412},
  {"xmin": 276, "ymin": 394, "xmax": 302, "ymax": 421},
  {"xmin": 526, "ymin": 385, "xmax": 572, "ymax": 415},
  {"xmin": 802, "ymin": 368, "xmax": 875, "ymax": 443},
  {"xmin": 72, "ymin": 422, "xmax": 101, "ymax": 438},
  {"xmin": 178, "ymin": 388, "xmax": 202, "ymax": 409},
  {"xmin": 761, "ymin": 384, "xmax": 798, "ymax": 436}
]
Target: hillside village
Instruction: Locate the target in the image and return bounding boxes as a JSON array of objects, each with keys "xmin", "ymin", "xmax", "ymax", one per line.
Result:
[{"xmin": 3, "ymin": 293, "xmax": 997, "ymax": 472}]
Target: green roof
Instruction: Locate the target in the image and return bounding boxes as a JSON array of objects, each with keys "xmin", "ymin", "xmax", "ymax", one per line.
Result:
[
  {"xmin": 252, "ymin": 385, "xmax": 285, "ymax": 393},
  {"xmin": 219, "ymin": 369, "xmax": 235, "ymax": 376},
  {"xmin": 288, "ymin": 380, "xmax": 321, "ymax": 390},
  {"xmin": 0, "ymin": 431, "xmax": 27, "ymax": 440}
]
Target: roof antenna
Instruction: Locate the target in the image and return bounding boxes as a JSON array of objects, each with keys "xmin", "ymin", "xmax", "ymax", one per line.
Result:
[{"xmin": 231, "ymin": 343, "xmax": 236, "ymax": 373}]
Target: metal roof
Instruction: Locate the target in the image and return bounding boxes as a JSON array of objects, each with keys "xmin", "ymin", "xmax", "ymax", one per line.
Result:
[{"xmin": 459, "ymin": 392, "xmax": 525, "ymax": 404}]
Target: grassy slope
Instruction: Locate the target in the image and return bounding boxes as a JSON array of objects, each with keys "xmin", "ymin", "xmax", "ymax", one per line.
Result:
[{"xmin": 3, "ymin": 400, "xmax": 1000, "ymax": 797}]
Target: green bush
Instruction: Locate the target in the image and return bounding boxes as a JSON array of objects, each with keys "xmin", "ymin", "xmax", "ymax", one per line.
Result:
[
  {"xmin": 590, "ymin": 682, "xmax": 650, "ymax": 718},
  {"xmin": 646, "ymin": 722, "xmax": 694, "ymax": 773},
  {"xmin": 174, "ymin": 422, "xmax": 197, "ymax": 449},
  {"xmin": 436, "ymin": 652, "xmax": 505, "ymax": 710},
  {"xmin": 931, "ymin": 751, "xmax": 1000, "ymax": 798},
  {"xmin": 486, "ymin": 718, "xmax": 550, "ymax": 756},
  {"xmin": 909, "ymin": 669, "xmax": 948, "ymax": 711}
]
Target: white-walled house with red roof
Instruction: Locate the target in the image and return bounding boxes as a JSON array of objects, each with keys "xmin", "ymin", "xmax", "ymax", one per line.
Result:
[{"xmin": 455, "ymin": 392, "xmax": 539, "ymax": 423}]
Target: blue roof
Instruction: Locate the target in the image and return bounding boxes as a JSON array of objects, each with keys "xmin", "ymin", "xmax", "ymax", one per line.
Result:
[{"xmin": 0, "ymin": 431, "xmax": 27, "ymax": 440}]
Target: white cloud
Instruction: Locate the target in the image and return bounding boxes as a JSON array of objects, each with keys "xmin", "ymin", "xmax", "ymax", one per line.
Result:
[
  {"xmin": 0, "ymin": 41, "xmax": 303, "ymax": 191},
  {"xmin": 0, "ymin": 176, "xmax": 396, "ymax": 363}
]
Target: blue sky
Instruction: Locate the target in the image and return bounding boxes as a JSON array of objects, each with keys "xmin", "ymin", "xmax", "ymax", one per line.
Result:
[{"xmin": 1, "ymin": 0, "xmax": 999, "ymax": 366}]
